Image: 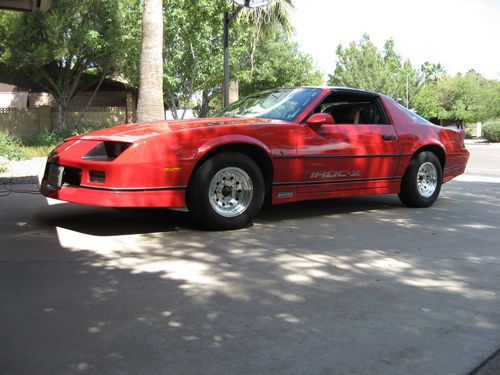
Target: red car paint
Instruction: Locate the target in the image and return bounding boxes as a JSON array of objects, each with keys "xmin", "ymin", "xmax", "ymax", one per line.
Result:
[{"xmin": 40, "ymin": 87, "xmax": 469, "ymax": 209}]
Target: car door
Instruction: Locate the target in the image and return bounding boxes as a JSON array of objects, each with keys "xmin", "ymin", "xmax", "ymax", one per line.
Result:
[{"xmin": 296, "ymin": 101, "xmax": 402, "ymax": 194}]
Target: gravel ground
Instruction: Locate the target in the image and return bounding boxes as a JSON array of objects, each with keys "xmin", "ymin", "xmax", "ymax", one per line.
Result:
[{"xmin": 0, "ymin": 157, "xmax": 47, "ymax": 184}]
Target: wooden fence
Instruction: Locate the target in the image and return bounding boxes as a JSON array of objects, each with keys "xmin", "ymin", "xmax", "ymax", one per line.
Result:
[{"xmin": 0, "ymin": 106, "xmax": 128, "ymax": 138}]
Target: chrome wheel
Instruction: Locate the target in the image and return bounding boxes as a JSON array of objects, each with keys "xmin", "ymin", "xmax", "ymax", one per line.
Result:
[
  {"xmin": 208, "ymin": 167, "xmax": 253, "ymax": 218},
  {"xmin": 416, "ymin": 162, "xmax": 438, "ymax": 198}
]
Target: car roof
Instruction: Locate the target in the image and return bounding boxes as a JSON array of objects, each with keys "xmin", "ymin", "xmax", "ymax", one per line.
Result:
[
  {"xmin": 246, "ymin": 86, "xmax": 384, "ymax": 100},
  {"xmin": 300, "ymin": 86, "xmax": 381, "ymax": 96}
]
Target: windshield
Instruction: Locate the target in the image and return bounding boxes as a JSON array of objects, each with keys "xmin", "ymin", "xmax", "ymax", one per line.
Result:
[{"xmin": 215, "ymin": 88, "xmax": 322, "ymax": 121}]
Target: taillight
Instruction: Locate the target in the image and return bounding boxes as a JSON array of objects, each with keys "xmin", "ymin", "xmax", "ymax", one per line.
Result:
[{"xmin": 459, "ymin": 129, "xmax": 466, "ymax": 148}]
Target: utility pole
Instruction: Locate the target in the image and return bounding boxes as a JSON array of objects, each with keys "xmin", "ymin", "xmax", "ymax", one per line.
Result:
[
  {"xmin": 406, "ymin": 75, "xmax": 409, "ymax": 108},
  {"xmin": 223, "ymin": 6, "xmax": 244, "ymax": 108}
]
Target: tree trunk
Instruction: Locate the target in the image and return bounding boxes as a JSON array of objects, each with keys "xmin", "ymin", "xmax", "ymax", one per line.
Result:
[
  {"xmin": 199, "ymin": 89, "xmax": 210, "ymax": 118},
  {"xmin": 136, "ymin": 0, "xmax": 165, "ymax": 122},
  {"xmin": 169, "ymin": 94, "xmax": 178, "ymax": 120},
  {"xmin": 56, "ymin": 101, "xmax": 66, "ymax": 132}
]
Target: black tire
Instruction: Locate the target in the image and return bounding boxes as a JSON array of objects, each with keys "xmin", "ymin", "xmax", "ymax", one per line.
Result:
[
  {"xmin": 186, "ymin": 152, "xmax": 265, "ymax": 230},
  {"xmin": 398, "ymin": 151, "xmax": 442, "ymax": 207}
]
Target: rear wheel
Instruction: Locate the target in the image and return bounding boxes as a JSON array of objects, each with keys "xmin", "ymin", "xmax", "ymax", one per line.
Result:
[
  {"xmin": 399, "ymin": 151, "xmax": 442, "ymax": 207},
  {"xmin": 187, "ymin": 152, "xmax": 265, "ymax": 230}
]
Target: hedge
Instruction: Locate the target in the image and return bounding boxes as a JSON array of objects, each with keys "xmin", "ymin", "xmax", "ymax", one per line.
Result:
[{"xmin": 483, "ymin": 122, "xmax": 500, "ymax": 142}]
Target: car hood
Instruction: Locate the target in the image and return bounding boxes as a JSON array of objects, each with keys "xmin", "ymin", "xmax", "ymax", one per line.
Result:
[{"xmin": 74, "ymin": 117, "xmax": 277, "ymax": 143}]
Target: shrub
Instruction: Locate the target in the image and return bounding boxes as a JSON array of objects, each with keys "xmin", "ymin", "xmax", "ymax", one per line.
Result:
[
  {"xmin": 0, "ymin": 155, "xmax": 8, "ymax": 173},
  {"xmin": 70, "ymin": 122, "xmax": 110, "ymax": 135},
  {"xmin": 24, "ymin": 128, "xmax": 64, "ymax": 147},
  {"xmin": 483, "ymin": 122, "xmax": 500, "ymax": 142},
  {"xmin": 24, "ymin": 122, "xmax": 112, "ymax": 147},
  {"xmin": 0, "ymin": 131, "xmax": 25, "ymax": 160}
]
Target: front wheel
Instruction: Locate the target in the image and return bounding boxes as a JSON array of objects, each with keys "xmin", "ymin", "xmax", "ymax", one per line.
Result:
[
  {"xmin": 186, "ymin": 152, "xmax": 265, "ymax": 230},
  {"xmin": 398, "ymin": 151, "xmax": 442, "ymax": 207}
]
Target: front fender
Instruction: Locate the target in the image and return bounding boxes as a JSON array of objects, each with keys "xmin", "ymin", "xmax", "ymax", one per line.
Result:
[{"xmin": 196, "ymin": 135, "xmax": 271, "ymax": 159}]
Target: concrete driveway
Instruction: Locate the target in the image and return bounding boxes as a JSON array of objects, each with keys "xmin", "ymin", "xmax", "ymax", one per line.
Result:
[{"xmin": 1, "ymin": 141, "xmax": 499, "ymax": 375}]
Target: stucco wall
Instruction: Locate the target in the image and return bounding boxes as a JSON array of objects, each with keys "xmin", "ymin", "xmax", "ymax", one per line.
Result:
[{"xmin": 0, "ymin": 92, "xmax": 28, "ymax": 109}]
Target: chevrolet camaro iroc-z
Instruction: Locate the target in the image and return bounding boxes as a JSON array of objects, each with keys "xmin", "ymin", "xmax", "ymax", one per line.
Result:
[{"xmin": 41, "ymin": 87, "xmax": 469, "ymax": 229}]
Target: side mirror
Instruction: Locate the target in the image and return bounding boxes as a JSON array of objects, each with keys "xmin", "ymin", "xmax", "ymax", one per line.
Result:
[{"xmin": 306, "ymin": 113, "xmax": 334, "ymax": 128}]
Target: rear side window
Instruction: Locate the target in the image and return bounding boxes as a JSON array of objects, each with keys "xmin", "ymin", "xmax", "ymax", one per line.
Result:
[
  {"xmin": 394, "ymin": 102, "xmax": 433, "ymax": 125},
  {"xmin": 314, "ymin": 91, "xmax": 389, "ymax": 125}
]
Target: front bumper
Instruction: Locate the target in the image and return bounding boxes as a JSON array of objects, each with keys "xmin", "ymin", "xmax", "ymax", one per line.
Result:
[
  {"xmin": 40, "ymin": 158, "xmax": 187, "ymax": 208},
  {"xmin": 40, "ymin": 181, "xmax": 186, "ymax": 208}
]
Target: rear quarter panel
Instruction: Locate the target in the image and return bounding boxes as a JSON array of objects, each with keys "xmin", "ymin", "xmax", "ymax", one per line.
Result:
[{"xmin": 381, "ymin": 96, "xmax": 469, "ymax": 182}]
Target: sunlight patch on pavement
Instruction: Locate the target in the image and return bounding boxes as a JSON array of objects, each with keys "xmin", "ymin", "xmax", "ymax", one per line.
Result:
[
  {"xmin": 348, "ymin": 250, "xmax": 498, "ymax": 300},
  {"xmin": 55, "ymin": 227, "xmax": 230, "ymax": 294},
  {"xmin": 455, "ymin": 175, "xmax": 500, "ymax": 183},
  {"xmin": 276, "ymin": 313, "xmax": 301, "ymax": 324},
  {"xmin": 267, "ymin": 289, "xmax": 306, "ymax": 303},
  {"xmin": 284, "ymin": 273, "xmax": 314, "ymax": 284},
  {"xmin": 461, "ymin": 223, "xmax": 496, "ymax": 230}
]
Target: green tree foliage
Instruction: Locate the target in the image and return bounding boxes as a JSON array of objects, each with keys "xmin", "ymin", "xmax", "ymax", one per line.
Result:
[
  {"xmin": 327, "ymin": 34, "xmax": 422, "ymax": 107},
  {"xmin": 0, "ymin": 12, "xmax": 12, "ymax": 64},
  {"xmin": 149, "ymin": 0, "xmax": 317, "ymax": 118},
  {"xmin": 414, "ymin": 70, "xmax": 500, "ymax": 124},
  {"xmin": 0, "ymin": 0, "xmax": 126, "ymax": 130},
  {"xmin": 327, "ymin": 34, "xmax": 499, "ymax": 125},
  {"xmin": 162, "ymin": 0, "xmax": 239, "ymax": 118},
  {"xmin": 2, "ymin": 0, "xmax": 320, "ymax": 122},
  {"xmin": 239, "ymin": 32, "xmax": 323, "ymax": 97}
]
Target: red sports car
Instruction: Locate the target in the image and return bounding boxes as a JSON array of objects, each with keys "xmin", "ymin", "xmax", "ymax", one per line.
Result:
[{"xmin": 41, "ymin": 87, "xmax": 469, "ymax": 229}]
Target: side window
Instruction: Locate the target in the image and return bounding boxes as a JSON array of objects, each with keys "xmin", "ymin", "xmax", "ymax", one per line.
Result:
[
  {"xmin": 358, "ymin": 102, "xmax": 387, "ymax": 124},
  {"xmin": 313, "ymin": 92, "xmax": 389, "ymax": 125}
]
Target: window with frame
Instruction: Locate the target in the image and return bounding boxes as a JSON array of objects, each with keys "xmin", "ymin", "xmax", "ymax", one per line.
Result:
[{"xmin": 314, "ymin": 91, "xmax": 389, "ymax": 125}]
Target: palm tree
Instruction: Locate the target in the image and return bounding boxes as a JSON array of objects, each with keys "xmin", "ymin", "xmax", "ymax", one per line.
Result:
[
  {"xmin": 136, "ymin": 0, "xmax": 165, "ymax": 122},
  {"xmin": 221, "ymin": 0, "xmax": 294, "ymax": 107},
  {"xmin": 240, "ymin": 0, "xmax": 294, "ymax": 71},
  {"xmin": 421, "ymin": 62, "xmax": 447, "ymax": 84},
  {"xmin": 239, "ymin": 0, "xmax": 293, "ymax": 33}
]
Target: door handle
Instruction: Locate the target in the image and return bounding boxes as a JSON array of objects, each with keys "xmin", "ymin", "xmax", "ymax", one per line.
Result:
[{"xmin": 382, "ymin": 134, "xmax": 397, "ymax": 141}]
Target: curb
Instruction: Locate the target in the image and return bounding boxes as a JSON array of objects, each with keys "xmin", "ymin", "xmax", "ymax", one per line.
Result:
[{"xmin": 468, "ymin": 347, "xmax": 500, "ymax": 375}]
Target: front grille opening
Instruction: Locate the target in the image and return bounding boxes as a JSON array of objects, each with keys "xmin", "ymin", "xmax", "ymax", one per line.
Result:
[
  {"xmin": 89, "ymin": 170, "xmax": 105, "ymax": 183},
  {"xmin": 62, "ymin": 167, "xmax": 82, "ymax": 187}
]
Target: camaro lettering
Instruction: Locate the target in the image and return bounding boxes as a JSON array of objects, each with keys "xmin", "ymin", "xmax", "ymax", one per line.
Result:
[{"xmin": 310, "ymin": 170, "xmax": 361, "ymax": 179}]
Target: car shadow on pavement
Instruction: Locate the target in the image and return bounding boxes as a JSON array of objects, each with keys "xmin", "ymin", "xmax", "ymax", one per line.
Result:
[
  {"xmin": 35, "ymin": 204, "xmax": 195, "ymax": 236},
  {"xmin": 257, "ymin": 194, "xmax": 403, "ymax": 223},
  {"xmin": 34, "ymin": 195, "xmax": 404, "ymax": 236}
]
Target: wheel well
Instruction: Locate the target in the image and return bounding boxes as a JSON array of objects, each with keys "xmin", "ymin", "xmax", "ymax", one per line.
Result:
[
  {"xmin": 413, "ymin": 145, "xmax": 446, "ymax": 170},
  {"xmin": 189, "ymin": 143, "xmax": 274, "ymax": 199}
]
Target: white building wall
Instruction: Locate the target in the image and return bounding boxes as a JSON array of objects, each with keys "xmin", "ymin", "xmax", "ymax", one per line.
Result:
[{"xmin": 0, "ymin": 92, "xmax": 28, "ymax": 108}]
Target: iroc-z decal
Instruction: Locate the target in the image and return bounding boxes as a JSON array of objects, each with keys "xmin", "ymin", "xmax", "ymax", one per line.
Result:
[{"xmin": 310, "ymin": 170, "xmax": 361, "ymax": 179}]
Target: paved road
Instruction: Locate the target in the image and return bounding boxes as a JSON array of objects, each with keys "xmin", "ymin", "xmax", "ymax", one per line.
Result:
[{"xmin": 1, "ymin": 143, "xmax": 499, "ymax": 375}]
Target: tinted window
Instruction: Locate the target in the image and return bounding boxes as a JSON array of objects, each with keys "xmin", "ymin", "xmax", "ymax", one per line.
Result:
[
  {"xmin": 394, "ymin": 102, "xmax": 433, "ymax": 125},
  {"xmin": 216, "ymin": 88, "xmax": 322, "ymax": 122},
  {"xmin": 314, "ymin": 91, "xmax": 389, "ymax": 125}
]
